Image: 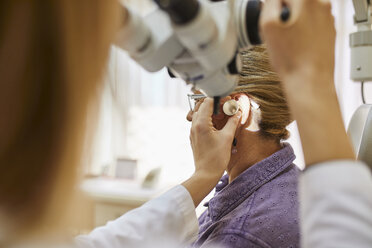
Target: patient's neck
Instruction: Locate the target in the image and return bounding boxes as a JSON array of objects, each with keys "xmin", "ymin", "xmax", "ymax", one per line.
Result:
[{"xmin": 227, "ymin": 131, "xmax": 281, "ymax": 183}]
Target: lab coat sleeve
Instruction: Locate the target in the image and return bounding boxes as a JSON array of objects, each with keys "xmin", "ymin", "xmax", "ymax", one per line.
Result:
[
  {"xmin": 300, "ymin": 160, "xmax": 372, "ymax": 248},
  {"xmin": 75, "ymin": 185, "xmax": 199, "ymax": 248}
]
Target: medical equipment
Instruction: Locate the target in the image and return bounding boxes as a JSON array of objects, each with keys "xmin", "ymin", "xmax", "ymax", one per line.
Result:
[
  {"xmin": 187, "ymin": 94, "xmax": 206, "ymax": 112},
  {"xmin": 348, "ymin": 0, "xmax": 372, "ymax": 168},
  {"xmin": 116, "ymin": 0, "xmax": 289, "ymax": 114},
  {"xmin": 223, "ymin": 100, "xmax": 240, "ymax": 116},
  {"xmin": 348, "ymin": 104, "xmax": 372, "ymax": 168},
  {"xmin": 350, "ymin": 0, "xmax": 372, "ymax": 82}
]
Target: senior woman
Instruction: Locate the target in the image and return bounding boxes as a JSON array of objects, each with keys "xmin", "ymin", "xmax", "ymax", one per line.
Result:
[{"xmin": 187, "ymin": 46, "xmax": 300, "ymax": 248}]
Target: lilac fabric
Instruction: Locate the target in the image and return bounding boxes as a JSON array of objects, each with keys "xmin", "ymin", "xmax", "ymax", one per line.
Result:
[{"xmin": 192, "ymin": 143, "xmax": 300, "ymax": 248}]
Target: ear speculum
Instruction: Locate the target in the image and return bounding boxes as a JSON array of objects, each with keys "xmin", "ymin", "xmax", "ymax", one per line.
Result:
[{"xmin": 223, "ymin": 99, "xmax": 240, "ymax": 116}]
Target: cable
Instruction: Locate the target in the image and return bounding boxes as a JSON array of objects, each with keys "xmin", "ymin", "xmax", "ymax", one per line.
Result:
[
  {"xmin": 361, "ymin": 81, "xmax": 366, "ymax": 104},
  {"xmin": 213, "ymin": 96, "xmax": 221, "ymax": 115}
]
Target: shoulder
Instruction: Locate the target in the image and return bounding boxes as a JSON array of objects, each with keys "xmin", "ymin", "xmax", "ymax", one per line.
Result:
[
  {"xmin": 197, "ymin": 165, "xmax": 301, "ymax": 248},
  {"xmin": 240, "ymin": 164, "xmax": 300, "ymax": 247}
]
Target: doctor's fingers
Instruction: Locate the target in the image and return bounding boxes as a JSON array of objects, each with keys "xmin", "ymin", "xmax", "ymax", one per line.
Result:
[
  {"xmin": 220, "ymin": 111, "xmax": 241, "ymax": 140},
  {"xmin": 196, "ymin": 98, "xmax": 214, "ymax": 119},
  {"xmin": 260, "ymin": 0, "xmax": 299, "ymax": 32},
  {"xmin": 187, "ymin": 103, "xmax": 200, "ymax": 122},
  {"xmin": 191, "ymin": 98, "xmax": 214, "ymax": 132},
  {"xmin": 260, "ymin": 0, "xmax": 334, "ymax": 64},
  {"xmin": 261, "ymin": 0, "xmax": 331, "ymax": 32},
  {"xmin": 188, "ymin": 100, "xmax": 204, "ymax": 121},
  {"xmin": 260, "ymin": 0, "xmax": 282, "ymax": 28}
]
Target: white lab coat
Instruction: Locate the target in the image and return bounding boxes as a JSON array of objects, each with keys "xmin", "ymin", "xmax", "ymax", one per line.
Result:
[
  {"xmin": 75, "ymin": 185, "xmax": 199, "ymax": 248},
  {"xmin": 10, "ymin": 186, "xmax": 199, "ymax": 248},
  {"xmin": 300, "ymin": 160, "xmax": 372, "ymax": 248}
]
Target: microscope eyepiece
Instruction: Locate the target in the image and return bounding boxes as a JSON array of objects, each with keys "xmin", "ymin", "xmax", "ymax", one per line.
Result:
[
  {"xmin": 236, "ymin": 0, "xmax": 290, "ymax": 48},
  {"xmin": 245, "ymin": 0, "xmax": 262, "ymax": 45}
]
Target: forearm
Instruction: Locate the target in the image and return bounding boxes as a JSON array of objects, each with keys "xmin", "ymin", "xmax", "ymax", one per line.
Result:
[
  {"xmin": 182, "ymin": 172, "xmax": 221, "ymax": 207},
  {"xmin": 283, "ymin": 70, "xmax": 355, "ymax": 165},
  {"xmin": 186, "ymin": 98, "xmax": 240, "ymax": 207}
]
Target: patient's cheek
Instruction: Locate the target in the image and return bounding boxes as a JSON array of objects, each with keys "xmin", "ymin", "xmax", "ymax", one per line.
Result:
[
  {"xmin": 213, "ymin": 111, "xmax": 225, "ymax": 120},
  {"xmin": 212, "ymin": 117, "xmax": 228, "ymax": 130}
]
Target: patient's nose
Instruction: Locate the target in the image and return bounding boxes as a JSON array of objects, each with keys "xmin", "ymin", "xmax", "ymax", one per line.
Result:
[
  {"xmin": 186, "ymin": 99, "xmax": 204, "ymax": 122},
  {"xmin": 186, "ymin": 110, "xmax": 193, "ymax": 122}
]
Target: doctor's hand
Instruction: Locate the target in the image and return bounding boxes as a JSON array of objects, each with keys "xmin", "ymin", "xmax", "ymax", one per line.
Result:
[
  {"xmin": 260, "ymin": 0, "xmax": 355, "ymax": 166},
  {"xmin": 190, "ymin": 98, "xmax": 241, "ymax": 177},
  {"xmin": 260, "ymin": 0, "xmax": 335, "ymax": 83},
  {"xmin": 182, "ymin": 98, "xmax": 241, "ymax": 207}
]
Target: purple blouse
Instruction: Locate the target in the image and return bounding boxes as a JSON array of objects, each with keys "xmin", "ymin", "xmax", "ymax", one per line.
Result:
[{"xmin": 192, "ymin": 143, "xmax": 300, "ymax": 248}]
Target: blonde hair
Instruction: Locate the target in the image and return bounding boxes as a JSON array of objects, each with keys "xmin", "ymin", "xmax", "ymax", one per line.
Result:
[
  {"xmin": 0, "ymin": 0, "xmax": 120, "ymax": 238},
  {"xmin": 234, "ymin": 46, "xmax": 292, "ymax": 141}
]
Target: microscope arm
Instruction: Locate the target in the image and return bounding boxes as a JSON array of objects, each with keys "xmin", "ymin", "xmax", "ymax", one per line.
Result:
[{"xmin": 353, "ymin": 0, "xmax": 369, "ymax": 23}]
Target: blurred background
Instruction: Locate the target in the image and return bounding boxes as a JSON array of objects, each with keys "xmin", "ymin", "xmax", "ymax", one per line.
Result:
[{"xmin": 79, "ymin": 0, "xmax": 372, "ymax": 228}]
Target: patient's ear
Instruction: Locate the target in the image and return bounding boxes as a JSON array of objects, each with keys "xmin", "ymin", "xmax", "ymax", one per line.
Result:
[
  {"xmin": 235, "ymin": 94, "xmax": 261, "ymax": 132},
  {"xmin": 234, "ymin": 94, "xmax": 251, "ymax": 126}
]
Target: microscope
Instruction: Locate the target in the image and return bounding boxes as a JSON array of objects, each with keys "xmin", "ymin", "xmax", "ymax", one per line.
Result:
[
  {"xmin": 348, "ymin": 0, "xmax": 372, "ymax": 168},
  {"xmin": 116, "ymin": 0, "xmax": 288, "ymax": 114}
]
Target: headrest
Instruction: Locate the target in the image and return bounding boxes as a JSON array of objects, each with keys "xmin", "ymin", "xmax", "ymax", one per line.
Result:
[{"xmin": 348, "ymin": 104, "xmax": 372, "ymax": 169}]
